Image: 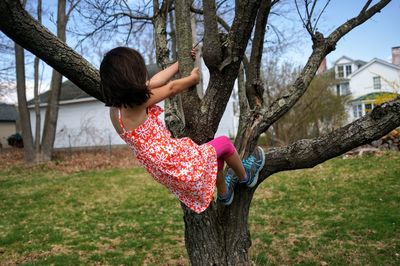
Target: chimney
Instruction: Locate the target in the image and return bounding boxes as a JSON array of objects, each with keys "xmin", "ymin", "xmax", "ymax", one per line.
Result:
[
  {"xmin": 392, "ymin": 46, "xmax": 400, "ymax": 66},
  {"xmin": 317, "ymin": 57, "xmax": 327, "ymax": 74}
]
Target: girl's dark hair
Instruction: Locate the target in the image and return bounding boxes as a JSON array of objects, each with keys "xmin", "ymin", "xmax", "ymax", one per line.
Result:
[{"xmin": 100, "ymin": 47, "xmax": 151, "ymax": 107}]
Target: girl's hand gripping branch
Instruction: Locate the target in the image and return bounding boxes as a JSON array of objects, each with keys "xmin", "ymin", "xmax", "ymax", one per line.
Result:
[{"xmin": 147, "ymin": 62, "xmax": 179, "ymax": 90}]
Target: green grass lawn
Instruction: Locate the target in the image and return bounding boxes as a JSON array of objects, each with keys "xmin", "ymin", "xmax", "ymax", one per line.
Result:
[{"xmin": 1, "ymin": 152, "xmax": 399, "ymax": 265}]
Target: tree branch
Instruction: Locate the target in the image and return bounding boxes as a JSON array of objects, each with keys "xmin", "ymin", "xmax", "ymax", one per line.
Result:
[
  {"xmin": 246, "ymin": 0, "xmax": 272, "ymax": 108},
  {"xmin": 327, "ymin": 0, "xmax": 391, "ymax": 46},
  {"xmin": 202, "ymin": 0, "xmax": 223, "ymax": 69},
  {"xmin": 259, "ymin": 96, "xmax": 400, "ymax": 182},
  {"xmin": 0, "ymin": 0, "xmax": 103, "ymax": 102},
  {"xmin": 258, "ymin": 0, "xmax": 391, "ymax": 135},
  {"xmin": 190, "ymin": 6, "xmax": 230, "ymax": 32},
  {"xmin": 174, "ymin": 0, "xmax": 201, "ymax": 135}
]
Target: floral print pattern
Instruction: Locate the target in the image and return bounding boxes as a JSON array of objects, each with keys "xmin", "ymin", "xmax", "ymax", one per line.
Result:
[{"xmin": 118, "ymin": 105, "xmax": 218, "ymax": 213}]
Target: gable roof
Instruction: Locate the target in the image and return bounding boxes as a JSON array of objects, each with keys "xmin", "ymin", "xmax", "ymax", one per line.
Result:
[
  {"xmin": 28, "ymin": 63, "xmax": 160, "ymax": 106},
  {"xmin": 333, "ymin": 56, "xmax": 354, "ymax": 65},
  {"xmin": 0, "ymin": 103, "xmax": 17, "ymax": 122},
  {"xmin": 349, "ymin": 58, "xmax": 400, "ymax": 78},
  {"xmin": 28, "ymin": 80, "xmax": 91, "ymax": 106},
  {"xmin": 333, "ymin": 56, "xmax": 367, "ymax": 67},
  {"xmin": 29, "ymin": 80, "xmax": 91, "ymax": 105}
]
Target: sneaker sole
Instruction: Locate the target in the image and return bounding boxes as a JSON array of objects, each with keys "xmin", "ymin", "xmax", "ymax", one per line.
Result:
[
  {"xmin": 219, "ymin": 190, "xmax": 234, "ymax": 206},
  {"xmin": 247, "ymin": 147, "xmax": 265, "ymax": 188}
]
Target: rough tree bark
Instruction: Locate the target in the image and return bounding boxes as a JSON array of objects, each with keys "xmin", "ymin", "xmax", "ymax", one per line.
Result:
[
  {"xmin": 0, "ymin": 0, "xmax": 397, "ymax": 264},
  {"xmin": 13, "ymin": 0, "xmax": 35, "ymax": 163},
  {"xmin": 14, "ymin": 42, "xmax": 35, "ymax": 163},
  {"xmin": 33, "ymin": 0, "xmax": 42, "ymax": 158},
  {"xmin": 40, "ymin": 0, "xmax": 68, "ymax": 162}
]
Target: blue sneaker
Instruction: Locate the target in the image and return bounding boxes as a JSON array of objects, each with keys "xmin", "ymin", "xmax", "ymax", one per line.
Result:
[
  {"xmin": 217, "ymin": 169, "xmax": 237, "ymax": 205},
  {"xmin": 240, "ymin": 146, "xmax": 265, "ymax": 188}
]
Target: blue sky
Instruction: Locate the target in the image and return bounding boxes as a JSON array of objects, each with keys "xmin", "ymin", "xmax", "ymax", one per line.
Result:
[
  {"xmin": 284, "ymin": 0, "xmax": 400, "ymax": 66},
  {"xmin": 39, "ymin": 0, "xmax": 399, "ymax": 66},
  {"xmin": 3, "ymin": 0, "xmax": 398, "ymax": 102}
]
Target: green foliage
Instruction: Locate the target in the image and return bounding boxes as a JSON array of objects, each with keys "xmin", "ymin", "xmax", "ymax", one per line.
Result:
[{"xmin": 0, "ymin": 152, "xmax": 399, "ymax": 265}]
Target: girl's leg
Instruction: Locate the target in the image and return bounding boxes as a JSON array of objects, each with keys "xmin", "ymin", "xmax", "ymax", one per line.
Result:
[
  {"xmin": 224, "ymin": 150, "xmax": 246, "ymax": 181},
  {"xmin": 208, "ymin": 136, "xmax": 246, "ymax": 181},
  {"xmin": 215, "ymin": 171, "xmax": 226, "ymax": 195}
]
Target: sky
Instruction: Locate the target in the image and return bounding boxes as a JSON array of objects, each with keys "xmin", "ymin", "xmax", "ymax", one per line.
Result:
[
  {"xmin": 1, "ymin": 0, "xmax": 399, "ymax": 103},
  {"xmin": 283, "ymin": 0, "xmax": 400, "ymax": 67}
]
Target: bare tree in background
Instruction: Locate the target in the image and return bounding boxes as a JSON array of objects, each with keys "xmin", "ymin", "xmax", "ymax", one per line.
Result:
[
  {"xmin": 39, "ymin": 0, "xmax": 82, "ymax": 162},
  {"xmin": 1, "ymin": 0, "xmax": 399, "ymax": 264},
  {"xmin": 263, "ymin": 60, "xmax": 349, "ymax": 146},
  {"xmin": 14, "ymin": 0, "xmax": 35, "ymax": 162},
  {"xmin": 33, "ymin": 0, "xmax": 42, "ymax": 157},
  {"xmin": 8, "ymin": 0, "xmax": 81, "ymax": 163}
]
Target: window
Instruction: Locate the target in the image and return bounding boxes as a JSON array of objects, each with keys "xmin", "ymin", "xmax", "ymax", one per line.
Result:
[
  {"xmin": 353, "ymin": 104, "xmax": 362, "ymax": 118},
  {"xmin": 336, "ymin": 84, "xmax": 341, "ymax": 96},
  {"xmin": 342, "ymin": 83, "xmax": 350, "ymax": 95},
  {"xmin": 373, "ymin": 76, "xmax": 381, "ymax": 90},
  {"xmin": 352, "ymin": 105, "xmax": 358, "ymax": 118},
  {"xmin": 337, "ymin": 66, "xmax": 344, "ymax": 78},
  {"xmin": 365, "ymin": 103, "xmax": 373, "ymax": 114},
  {"xmin": 345, "ymin": 65, "xmax": 352, "ymax": 76}
]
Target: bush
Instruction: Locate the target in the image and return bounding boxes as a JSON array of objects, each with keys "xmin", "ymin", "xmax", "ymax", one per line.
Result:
[{"xmin": 7, "ymin": 133, "xmax": 23, "ymax": 148}]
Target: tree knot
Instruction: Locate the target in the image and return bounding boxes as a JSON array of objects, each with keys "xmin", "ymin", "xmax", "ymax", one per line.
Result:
[{"xmin": 312, "ymin": 31, "xmax": 325, "ymax": 49}]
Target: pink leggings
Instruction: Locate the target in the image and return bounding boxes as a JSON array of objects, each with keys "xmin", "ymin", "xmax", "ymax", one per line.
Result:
[{"xmin": 207, "ymin": 136, "xmax": 236, "ymax": 171}]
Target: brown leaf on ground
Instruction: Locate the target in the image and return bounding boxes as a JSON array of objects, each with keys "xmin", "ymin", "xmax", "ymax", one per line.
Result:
[{"xmin": 0, "ymin": 147, "xmax": 140, "ymax": 173}]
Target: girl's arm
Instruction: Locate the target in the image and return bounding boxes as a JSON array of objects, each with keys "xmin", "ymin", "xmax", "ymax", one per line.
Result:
[
  {"xmin": 145, "ymin": 67, "xmax": 199, "ymax": 107},
  {"xmin": 147, "ymin": 62, "xmax": 179, "ymax": 90},
  {"xmin": 147, "ymin": 48, "xmax": 197, "ymax": 89}
]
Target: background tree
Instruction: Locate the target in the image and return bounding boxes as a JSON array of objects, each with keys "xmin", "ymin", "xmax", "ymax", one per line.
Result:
[
  {"xmin": 0, "ymin": 0, "xmax": 399, "ymax": 264},
  {"xmin": 33, "ymin": 0, "xmax": 42, "ymax": 157},
  {"xmin": 9, "ymin": 0, "xmax": 81, "ymax": 163},
  {"xmin": 264, "ymin": 62, "xmax": 349, "ymax": 146}
]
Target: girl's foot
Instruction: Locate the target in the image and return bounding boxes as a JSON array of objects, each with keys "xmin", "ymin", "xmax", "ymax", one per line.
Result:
[
  {"xmin": 240, "ymin": 146, "xmax": 265, "ymax": 188},
  {"xmin": 217, "ymin": 169, "xmax": 237, "ymax": 205}
]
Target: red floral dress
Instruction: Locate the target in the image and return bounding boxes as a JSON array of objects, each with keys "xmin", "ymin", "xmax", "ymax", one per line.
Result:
[{"xmin": 118, "ymin": 105, "xmax": 218, "ymax": 213}]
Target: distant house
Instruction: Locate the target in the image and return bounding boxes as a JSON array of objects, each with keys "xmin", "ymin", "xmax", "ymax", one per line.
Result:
[
  {"xmin": 330, "ymin": 47, "xmax": 400, "ymax": 122},
  {"xmin": 0, "ymin": 103, "xmax": 18, "ymax": 148},
  {"xmin": 28, "ymin": 62, "xmax": 239, "ymax": 149}
]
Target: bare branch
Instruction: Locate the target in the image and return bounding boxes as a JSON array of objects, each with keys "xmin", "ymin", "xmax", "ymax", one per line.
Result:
[
  {"xmin": 246, "ymin": 0, "xmax": 272, "ymax": 108},
  {"xmin": 202, "ymin": 0, "xmax": 223, "ymax": 69},
  {"xmin": 0, "ymin": 0, "xmax": 103, "ymax": 101},
  {"xmin": 328, "ymin": 0, "xmax": 390, "ymax": 45},
  {"xmin": 258, "ymin": 0, "xmax": 392, "ymax": 136},
  {"xmin": 190, "ymin": 6, "xmax": 230, "ymax": 32},
  {"xmin": 66, "ymin": 0, "xmax": 82, "ymax": 20},
  {"xmin": 259, "ymin": 96, "xmax": 400, "ymax": 182},
  {"xmin": 312, "ymin": 0, "xmax": 331, "ymax": 31},
  {"xmin": 360, "ymin": 0, "xmax": 373, "ymax": 14}
]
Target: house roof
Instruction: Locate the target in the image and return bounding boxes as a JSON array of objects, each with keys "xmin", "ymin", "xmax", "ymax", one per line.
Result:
[
  {"xmin": 28, "ymin": 63, "xmax": 160, "ymax": 106},
  {"xmin": 350, "ymin": 92, "xmax": 399, "ymax": 102},
  {"xmin": 354, "ymin": 59, "xmax": 367, "ymax": 67},
  {"xmin": 0, "ymin": 103, "xmax": 17, "ymax": 122},
  {"xmin": 28, "ymin": 80, "xmax": 91, "ymax": 106},
  {"xmin": 349, "ymin": 58, "xmax": 400, "ymax": 78},
  {"xmin": 333, "ymin": 56, "xmax": 354, "ymax": 65},
  {"xmin": 333, "ymin": 56, "xmax": 367, "ymax": 67}
]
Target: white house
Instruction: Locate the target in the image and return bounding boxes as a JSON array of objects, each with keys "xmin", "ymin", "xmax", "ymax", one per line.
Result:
[
  {"xmin": 330, "ymin": 47, "xmax": 400, "ymax": 122},
  {"xmin": 28, "ymin": 62, "xmax": 239, "ymax": 149},
  {"xmin": 0, "ymin": 103, "xmax": 18, "ymax": 148}
]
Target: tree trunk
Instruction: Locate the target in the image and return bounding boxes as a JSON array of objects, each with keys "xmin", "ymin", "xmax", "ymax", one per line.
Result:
[
  {"xmin": 41, "ymin": 0, "xmax": 67, "ymax": 161},
  {"xmin": 33, "ymin": 0, "xmax": 42, "ymax": 161},
  {"xmin": 14, "ymin": 43, "xmax": 35, "ymax": 163},
  {"xmin": 1, "ymin": 1, "xmax": 397, "ymax": 264}
]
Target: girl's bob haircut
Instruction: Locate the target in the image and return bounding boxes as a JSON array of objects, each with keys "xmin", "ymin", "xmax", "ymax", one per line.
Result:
[{"xmin": 100, "ymin": 47, "xmax": 151, "ymax": 107}]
